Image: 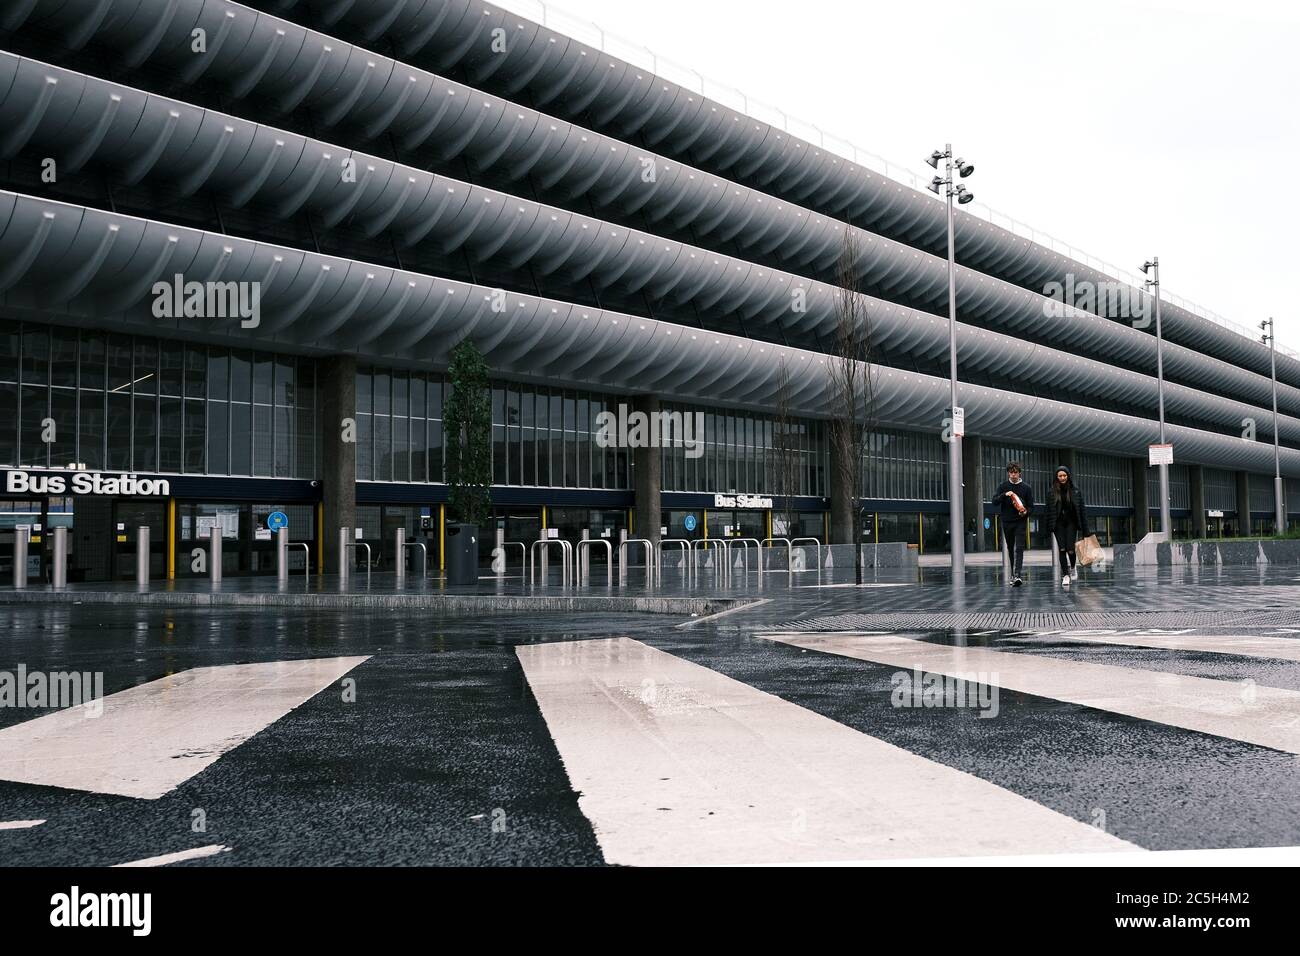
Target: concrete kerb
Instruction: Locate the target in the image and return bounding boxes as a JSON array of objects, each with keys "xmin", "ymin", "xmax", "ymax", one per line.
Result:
[{"xmin": 0, "ymin": 589, "xmax": 754, "ymax": 617}]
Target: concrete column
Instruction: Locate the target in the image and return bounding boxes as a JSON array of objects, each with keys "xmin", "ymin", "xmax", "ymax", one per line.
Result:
[
  {"xmin": 320, "ymin": 355, "xmax": 358, "ymax": 573},
  {"xmin": 1131, "ymin": 458, "xmax": 1150, "ymax": 539},
  {"xmin": 1189, "ymin": 465, "xmax": 1206, "ymax": 539},
  {"xmin": 829, "ymin": 424, "xmax": 854, "ymax": 546},
  {"xmin": 632, "ymin": 394, "xmax": 661, "ymax": 549},
  {"xmin": 962, "ymin": 435, "xmax": 984, "ymax": 552},
  {"xmin": 1235, "ymin": 470, "xmax": 1252, "ymax": 536}
]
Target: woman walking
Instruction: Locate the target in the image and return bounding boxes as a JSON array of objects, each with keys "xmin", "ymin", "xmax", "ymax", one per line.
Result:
[{"xmin": 1046, "ymin": 465, "xmax": 1089, "ymax": 587}]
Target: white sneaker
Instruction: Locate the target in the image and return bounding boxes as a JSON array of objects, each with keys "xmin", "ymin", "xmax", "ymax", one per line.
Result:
[
  {"xmin": 1070, "ymin": 567, "xmax": 1079, "ymax": 581},
  {"xmin": 1062, "ymin": 574, "xmax": 1070, "ymax": 587}
]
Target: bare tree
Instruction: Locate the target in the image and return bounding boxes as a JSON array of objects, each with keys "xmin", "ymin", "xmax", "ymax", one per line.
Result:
[
  {"xmin": 828, "ymin": 230, "xmax": 876, "ymax": 584},
  {"xmin": 772, "ymin": 357, "xmax": 801, "ymax": 544}
]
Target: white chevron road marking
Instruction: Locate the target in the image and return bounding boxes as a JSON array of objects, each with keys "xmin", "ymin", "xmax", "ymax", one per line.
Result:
[
  {"xmin": 761, "ymin": 632, "xmax": 1300, "ymax": 752},
  {"xmin": 0, "ymin": 657, "xmax": 369, "ymax": 799},
  {"xmin": 518, "ymin": 637, "xmax": 1135, "ymax": 865}
]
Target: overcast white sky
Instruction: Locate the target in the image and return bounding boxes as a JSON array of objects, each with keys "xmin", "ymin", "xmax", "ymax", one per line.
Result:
[{"xmin": 510, "ymin": 0, "xmax": 1300, "ymax": 351}]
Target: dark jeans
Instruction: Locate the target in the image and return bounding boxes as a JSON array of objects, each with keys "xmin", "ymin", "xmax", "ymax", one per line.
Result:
[
  {"xmin": 1002, "ymin": 520, "xmax": 1028, "ymax": 575},
  {"xmin": 1054, "ymin": 527, "xmax": 1078, "ymax": 571}
]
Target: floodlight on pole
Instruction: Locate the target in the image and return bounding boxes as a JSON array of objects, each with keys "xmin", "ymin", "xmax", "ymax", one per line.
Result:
[
  {"xmin": 922, "ymin": 143, "xmax": 973, "ymax": 578},
  {"xmin": 1142, "ymin": 257, "xmax": 1171, "ymax": 538},
  {"xmin": 1261, "ymin": 317, "xmax": 1285, "ymax": 534}
]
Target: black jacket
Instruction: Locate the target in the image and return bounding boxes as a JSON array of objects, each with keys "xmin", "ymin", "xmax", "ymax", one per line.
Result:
[
  {"xmin": 1045, "ymin": 487, "xmax": 1090, "ymax": 537},
  {"xmin": 993, "ymin": 480, "xmax": 1034, "ymax": 524}
]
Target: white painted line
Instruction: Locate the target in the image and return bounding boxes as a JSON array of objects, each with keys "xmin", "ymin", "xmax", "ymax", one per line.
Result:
[
  {"xmin": 675, "ymin": 598, "xmax": 770, "ymax": 628},
  {"xmin": 517, "ymin": 637, "xmax": 1135, "ymax": 865},
  {"xmin": 0, "ymin": 819, "xmax": 45, "ymax": 830},
  {"xmin": 806, "ymin": 583, "xmax": 913, "ymax": 589},
  {"xmin": 781, "ymin": 844, "xmax": 1300, "ymax": 868},
  {"xmin": 1047, "ymin": 631, "xmax": 1300, "ymax": 662},
  {"xmin": 113, "ymin": 844, "xmax": 231, "ymax": 867},
  {"xmin": 761, "ymin": 633, "xmax": 1300, "ymax": 753},
  {"xmin": 0, "ymin": 656, "xmax": 369, "ymax": 799}
]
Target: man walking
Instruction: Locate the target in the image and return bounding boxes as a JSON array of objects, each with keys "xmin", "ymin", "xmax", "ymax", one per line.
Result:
[{"xmin": 994, "ymin": 462, "xmax": 1034, "ymax": 586}]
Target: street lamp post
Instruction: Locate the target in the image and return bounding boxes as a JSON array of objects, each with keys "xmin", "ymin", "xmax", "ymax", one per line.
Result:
[
  {"xmin": 1141, "ymin": 258, "xmax": 1171, "ymax": 537},
  {"xmin": 1261, "ymin": 317, "xmax": 1285, "ymax": 534},
  {"xmin": 926, "ymin": 146, "xmax": 975, "ymax": 576}
]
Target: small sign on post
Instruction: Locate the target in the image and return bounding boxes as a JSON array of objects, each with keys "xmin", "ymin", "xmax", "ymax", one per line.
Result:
[
  {"xmin": 951, "ymin": 406, "xmax": 965, "ymax": 438},
  {"xmin": 1148, "ymin": 443, "xmax": 1174, "ymax": 466}
]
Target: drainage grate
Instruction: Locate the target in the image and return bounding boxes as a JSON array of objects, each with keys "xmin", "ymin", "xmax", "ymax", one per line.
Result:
[{"xmin": 769, "ymin": 609, "xmax": 1300, "ymax": 632}]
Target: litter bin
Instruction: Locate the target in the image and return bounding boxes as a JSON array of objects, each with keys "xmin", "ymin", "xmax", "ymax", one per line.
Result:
[{"xmin": 445, "ymin": 522, "xmax": 479, "ymax": 586}]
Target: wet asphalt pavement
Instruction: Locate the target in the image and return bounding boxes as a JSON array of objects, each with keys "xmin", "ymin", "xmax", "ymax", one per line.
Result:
[{"xmin": 2, "ymin": 564, "xmax": 1300, "ymax": 865}]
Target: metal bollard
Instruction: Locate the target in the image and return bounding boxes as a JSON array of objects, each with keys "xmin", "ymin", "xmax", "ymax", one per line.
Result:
[
  {"xmin": 13, "ymin": 525, "xmax": 29, "ymax": 588},
  {"xmin": 394, "ymin": 527, "xmax": 406, "ymax": 585},
  {"xmin": 209, "ymin": 529, "xmax": 223, "ymax": 583},
  {"xmin": 495, "ymin": 527, "xmax": 504, "ymax": 577},
  {"xmin": 52, "ymin": 526, "xmax": 68, "ymax": 587},
  {"xmin": 580, "ymin": 528, "xmax": 589, "ymax": 583},
  {"xmin": 136, "ymin": 527, "xmax": 150, "ymax": 586},
  {"xmin": 277, "ymin": 527, "xmax": 289, "ymax": 584},
  {"xmin": 338, "ymin": 526, "xmax": 351, "ymax": 587}
]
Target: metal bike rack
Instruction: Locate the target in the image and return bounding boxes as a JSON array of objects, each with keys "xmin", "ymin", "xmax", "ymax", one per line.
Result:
[
  {"xmin": 393, "ymin": 528, "xmax": 428, "ymax": 583},
  {"xmin": 730, "ymin": 537, "xmax": 763, "ymax": 583},
  {"xmin": 659, "ymin": 538, "xmax": 692, "ymax": 581},
  {"xmin": 498, "ymin": 540, "xmax": 526, "ymax": 578},
  {"xmin": 288, "ymin": 542, "xmax": 310, "ymax": 581},
  {"xmin": 692, "ymin": 538, "xmax": 729, "ymax": 586},
  {"xmin": 404, "ymin": 541, "xmax": 428, "ymax": 578},
  {"xmin": 576, "ymin": 538, "xmax": 613, "ymax": 586},
  {"xmin": 347, "ymin": 541, "xmax": 372, "ymax": 586},
  {"xmin": 531, "ymin": 538, "xmax": 573, "ymax": 587},
  {"xmin": 761, "ymin": 537, "xmax": 792, "ymax": 572},
  {"xmin": 791, "ymin": 537, "xmax": 823, "ymax": 572},
  {"xmin": 619, "ymin": 538, "xmax": 658, "ymax": 587}
]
